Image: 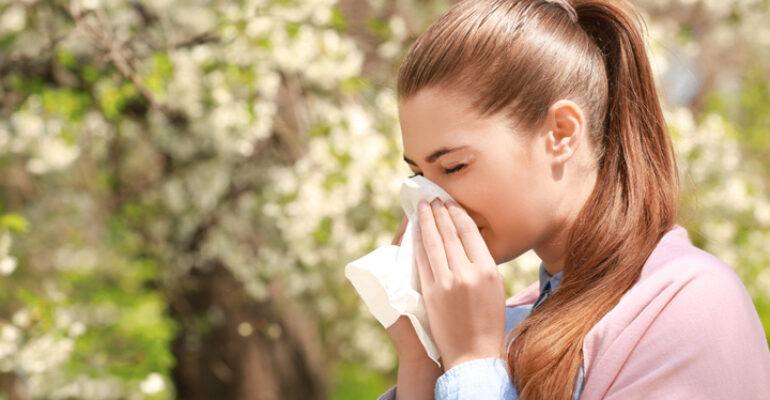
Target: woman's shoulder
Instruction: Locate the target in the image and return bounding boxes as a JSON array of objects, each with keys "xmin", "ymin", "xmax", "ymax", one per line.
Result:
[
  {"xmin": 581, "ymin": 224, "xmax": 770, "ymax": 398},
  {"xmin": 631, "ymin": 224, "xmax": 757, "ymax": 316},
  {"xmin": 601, "ymin": 224, "xmax": 756, "ymax": 331},
  {"xmin": 633, "ymin": 224, "xmax": 758, "ymax": 330},
  {"xmin": 637, "ymin": 224, "xmax": 737, "ymax": 284}
]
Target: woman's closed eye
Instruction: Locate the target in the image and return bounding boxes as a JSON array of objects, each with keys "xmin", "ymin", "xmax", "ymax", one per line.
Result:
[
  {"xmin": 444, "ymin": 163, "xmax": 467, "ymax": 174},
  {"xmin": 409, "ymin": 164, "xmax": 466, "ymax": 178}
]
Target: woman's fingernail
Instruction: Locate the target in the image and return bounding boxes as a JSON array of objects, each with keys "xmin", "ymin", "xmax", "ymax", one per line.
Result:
[
  {"xmin": 418, "ymin": 200, "xmax": 428, "ymax": 211},
  {"xmin": 446, "ymin": 199, "xmax": 458, "ymax": 209},
  {"xmin": 430, "ymin": 198, "xmax": 441, "ymax": 208}
]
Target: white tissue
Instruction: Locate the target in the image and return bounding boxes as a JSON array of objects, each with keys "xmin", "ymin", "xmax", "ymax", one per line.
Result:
[{"xmin": 344, "ymin": 175, "xmax": 454, "ymax": 366}]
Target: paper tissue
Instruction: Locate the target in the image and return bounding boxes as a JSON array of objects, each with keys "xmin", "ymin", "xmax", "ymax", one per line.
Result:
[{"xmin": 344, "ymin": 175, "xmax": 454, "ymax": 366}]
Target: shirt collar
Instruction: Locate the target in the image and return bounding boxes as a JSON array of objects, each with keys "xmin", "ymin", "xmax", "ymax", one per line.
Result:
[{"xmin": 538, "ymin": 261, "xmax": 563, "ymax": 293}]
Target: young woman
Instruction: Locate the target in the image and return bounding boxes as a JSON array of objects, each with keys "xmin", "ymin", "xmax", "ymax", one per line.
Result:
[{"xmin": 376, "ymin": 0, "xmax": 770, "ymax": 399}]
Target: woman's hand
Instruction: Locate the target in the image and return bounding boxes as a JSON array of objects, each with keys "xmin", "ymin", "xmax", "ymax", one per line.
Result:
[
  {"xmin": 385, "ymin": 215, "xmax": 443, "ymax": 399},
  {"xmin": 415, "ymin": 198, "xmax": 506, "ymax": 371},
  {"xmin": 386, "ymin": 215, "xmax": 429, "ymax": 363},
  {"xmin": 386, "ymin": 316, "xmax": 443, "ymax": 400}
]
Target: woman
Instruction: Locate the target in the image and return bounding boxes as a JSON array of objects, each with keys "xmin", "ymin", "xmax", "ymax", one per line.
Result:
[{"xmin": 375, "ymin": 0, "xmax": 770, "ymax": 399}]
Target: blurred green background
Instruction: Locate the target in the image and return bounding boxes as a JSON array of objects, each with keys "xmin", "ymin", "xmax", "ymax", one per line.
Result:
[{"xmin": 0, "ymin": 0, "xmax": 768, "ymax": 398}]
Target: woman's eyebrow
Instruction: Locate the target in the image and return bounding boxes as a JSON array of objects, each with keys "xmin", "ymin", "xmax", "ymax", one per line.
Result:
[{"xmin": 403, "ymin": 145, "xmax": 469, "ymax": 166}]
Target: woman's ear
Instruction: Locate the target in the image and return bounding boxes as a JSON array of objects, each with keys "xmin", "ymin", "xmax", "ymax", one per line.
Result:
[{"xmin": 545, "ymin": 99, "xmax": 585, "ymax": 165}]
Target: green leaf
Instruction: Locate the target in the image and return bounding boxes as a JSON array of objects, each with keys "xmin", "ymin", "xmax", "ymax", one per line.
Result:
[
  {"xmin": 330, "ymin": 362, "xmax": 393, "ymax": 400},
  {"xmin": 0, "ymin": 214, "xmax": 27, "ymax": 233},
  {"xmin": 331, "ymin": 6, "xmax": 349, "ymax": 32},
  {"xmin": 55, "ymin": 50, "xmax": 77, "ymax": 69}
]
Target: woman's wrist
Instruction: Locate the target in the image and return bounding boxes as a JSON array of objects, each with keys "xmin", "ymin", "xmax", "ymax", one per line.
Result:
[
  {"xmin": 386, "ymin": 316, "xmax": 434, "ymax": 365},
  {"xmin": 398, "ymin": 353, "xmax": 441, "ymax": 370},
  {"xmin": 395, "ymin": 358, "xmax": 443, "ymax": 400}
]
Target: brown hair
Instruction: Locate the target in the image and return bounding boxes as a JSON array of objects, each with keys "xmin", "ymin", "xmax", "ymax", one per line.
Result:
[{"xmin": 396, "ymin": 0, "xmax": 679, "ymax": 398}]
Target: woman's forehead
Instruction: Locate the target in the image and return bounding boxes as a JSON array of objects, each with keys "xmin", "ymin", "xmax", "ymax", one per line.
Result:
[
  {"xmin": 398, "ymin": 87, "xmax": 479, "ymax": 122},
  {"xmin": 399, "ymin": 90, "xmax": 513, "ymax": 156}
]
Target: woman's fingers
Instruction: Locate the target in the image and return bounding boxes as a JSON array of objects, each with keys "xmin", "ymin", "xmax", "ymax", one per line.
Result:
[
  {"xmin": 445, "ymin": 199, "xmax": 496, "ymax": 267},
  {"xmin": 413, "ymin": 220, "xmax": 434, "ymax": 289},
  {"xmin": 413, "ymin": 199, "xmax": 506, "ymax": 372},
  {"xmin": 417, "ymin": 200, "xmax": 452, "ymax": 285},
  {"xmin": 392, "ymin": 215, "xmax": 409, "ymax": 246},
  {"xmin": 429, "ymin": 199, "xmax": 470, "ymax": 270}
]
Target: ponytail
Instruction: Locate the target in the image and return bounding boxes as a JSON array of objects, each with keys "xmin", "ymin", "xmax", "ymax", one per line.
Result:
[{"xmin": 506, "ymin": 1, "xmax": 679, "ymax": 399}]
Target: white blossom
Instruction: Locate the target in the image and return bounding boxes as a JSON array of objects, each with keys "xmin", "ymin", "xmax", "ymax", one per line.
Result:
[
  {"xmin": 140, "ymin": 373, "xmax": 166, "ymax": 395},
  {"xmin": 18, "ymin": 334, "xmax": 74, "ymax": 374},
  {"xmin": 0, "ymin": 4, "xmax": 26, "ymax": 32}
]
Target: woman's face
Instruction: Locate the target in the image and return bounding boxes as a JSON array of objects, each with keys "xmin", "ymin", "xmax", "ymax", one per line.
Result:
[{"xmin": 399, "ymin": 87, "xmax": 562, "ymax": 265}]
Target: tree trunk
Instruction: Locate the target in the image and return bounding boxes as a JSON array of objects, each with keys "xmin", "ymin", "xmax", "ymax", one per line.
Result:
[{"xmin": 170, "ymin": 264, "xmax": 326, "ymax": 400}]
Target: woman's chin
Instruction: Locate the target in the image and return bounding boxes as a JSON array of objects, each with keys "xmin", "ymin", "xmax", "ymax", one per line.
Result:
[
  {"xmin": 480, "ymin": 229, "xmax": 519, "ymax": 265},
  {"xmin": 492, "ymin": 245, "xmax": 530, "ymax": 266}
]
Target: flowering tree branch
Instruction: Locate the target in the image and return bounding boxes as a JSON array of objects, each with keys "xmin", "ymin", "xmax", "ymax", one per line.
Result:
[{"xmin": 64, "ymin": 0, "xmax": 188, "ymax": 125}]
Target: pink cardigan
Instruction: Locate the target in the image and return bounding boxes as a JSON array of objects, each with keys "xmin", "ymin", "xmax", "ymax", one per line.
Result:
[{"xmin": 505, "ymin": 224, "xmax": 770, "ymax": 399}]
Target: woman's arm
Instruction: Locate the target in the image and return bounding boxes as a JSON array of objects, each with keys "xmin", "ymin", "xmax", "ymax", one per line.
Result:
[
  {"xmin": 396, "ymin": 358, "xmax": 443, "ymax": 399},
  {"xmin": 382, "ymin": 219, "xmax": 443, "ymax": 399},
  {"xmin": 385, "ymin": 315, "xmax": 443, "ymax": 399}
]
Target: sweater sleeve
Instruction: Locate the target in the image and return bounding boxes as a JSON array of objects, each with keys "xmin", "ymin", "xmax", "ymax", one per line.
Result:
[{"xmin": 600, "ymin": 261, "xmax": 770, "ymax": 400}]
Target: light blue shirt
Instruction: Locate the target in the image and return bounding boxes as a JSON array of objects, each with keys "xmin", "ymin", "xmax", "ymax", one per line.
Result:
[{"xmin": 377, "ymin": 263, "xmax": 585, "ymax": 399}]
